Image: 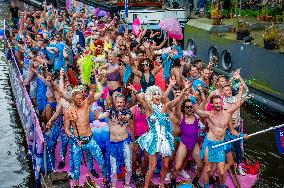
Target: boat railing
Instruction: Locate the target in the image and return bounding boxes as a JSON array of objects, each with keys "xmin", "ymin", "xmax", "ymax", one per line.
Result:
[
  {"xmin": 3, "ymin": 19, "xmax": 45, "ymax": 188},
  {"xmin": 117, "ymin": 0, "xmax": 163, "ymax": 7}
]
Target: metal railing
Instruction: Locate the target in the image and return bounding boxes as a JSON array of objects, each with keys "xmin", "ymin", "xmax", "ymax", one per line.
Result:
[{"xmin": 3, "ymin": 19, "xmax": 45, "ymax": 188}]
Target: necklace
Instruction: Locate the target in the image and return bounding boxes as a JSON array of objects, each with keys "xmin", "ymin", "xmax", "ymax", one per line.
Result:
[{"xmin": 185, "ymin": 115, "xmax": 194, "ymax": 125}]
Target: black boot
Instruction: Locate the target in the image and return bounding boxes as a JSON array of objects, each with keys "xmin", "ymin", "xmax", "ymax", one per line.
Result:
[
  {"xmin": 209, "ymin": 175, "xmax": 215, "ymax": 185},
  {"xmin": 214, "ymin": 176, "xmax": 220, "ymax": 188},
  {"xmin": 192, "ymin": 177, "xmax": 202, "ymax": 188},
  {"xmin": 90, "ymin": 169, "xmax": 99, "ymax": 178},
  {"xmin": 170, "ymin": 178, "xmax": 177, "ymax": 188},
  {"xmin": 58, "ymin": 161, "xmax": 65, "ymax": 169}
]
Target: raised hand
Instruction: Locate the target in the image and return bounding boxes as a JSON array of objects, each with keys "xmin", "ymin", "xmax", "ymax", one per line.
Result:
[
  {"xmin": 60, "ymin": 68, "xmax": 65, "ymax": 77},
  {"xmin": 46, "ymin": 120, "xmax": 52, "ymax": 129},
  {"xmin": 169, "ymin": 76, "xmax": 176, "ymax": 86},
  {"xmin": 233, "ymin": 69, "xmax": 241, "ymax": 80},
  {"xmin": 127, "ymin": 84, "xmax": 136, "ymax": 92}
]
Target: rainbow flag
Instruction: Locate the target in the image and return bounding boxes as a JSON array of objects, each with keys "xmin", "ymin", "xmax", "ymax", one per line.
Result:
[{"xmin": 274, "ymin": 126, "xmax": 284, "ymax": 154}]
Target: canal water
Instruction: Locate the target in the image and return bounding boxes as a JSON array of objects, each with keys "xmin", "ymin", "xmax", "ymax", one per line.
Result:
[{"xmin": 0, "ymin": 1, "xmax": 283, "ymax": 187}]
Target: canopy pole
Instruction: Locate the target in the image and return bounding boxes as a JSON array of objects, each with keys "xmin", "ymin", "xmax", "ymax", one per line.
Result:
[{"xmin": 212, "ymin": 124, "xmax": 284, "ymax": 149}]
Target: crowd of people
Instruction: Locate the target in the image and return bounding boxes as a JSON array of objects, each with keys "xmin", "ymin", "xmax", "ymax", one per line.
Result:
[{"xmin": 7, "ymin": 1, "xmax": 250, "ymax": 188}]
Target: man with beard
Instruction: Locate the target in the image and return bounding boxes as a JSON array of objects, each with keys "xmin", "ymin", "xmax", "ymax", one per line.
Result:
[
  {"xmin": 64, "ymin": 74, "xmax": 108, "ymax": 187},
  {"xmin": 96, "ymin": 94, "xmax": 132, "ymax": 188},
  {"xmin": 194, "ymin": 84, "xmax": 246, "ymax": 188}
]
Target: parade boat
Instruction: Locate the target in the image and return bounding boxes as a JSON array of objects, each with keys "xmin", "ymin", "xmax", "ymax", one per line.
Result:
[{"xmin": 2, "ymin": 14, "xmax": 262, "ymax": 187}]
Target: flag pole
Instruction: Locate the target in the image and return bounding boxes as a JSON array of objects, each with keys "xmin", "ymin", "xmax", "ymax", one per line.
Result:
[{"xmin": 212, "ymin": 124, "xmax": 284, "ymax": 149}]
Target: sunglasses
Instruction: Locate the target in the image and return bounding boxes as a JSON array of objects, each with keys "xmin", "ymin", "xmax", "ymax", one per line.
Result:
[
  {"xmin": 142, "ymin": 63, "xmax": 149, "ymax": 66},
  {"xmin": 184, "ymin": 105, "xmax": 193, "ymax": 109}
]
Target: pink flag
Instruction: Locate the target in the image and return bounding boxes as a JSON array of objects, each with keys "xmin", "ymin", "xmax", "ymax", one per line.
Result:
[
  {"xmin": 132, "ymin": 18, "xmax": 141, "ymax": 37},
  {"xmin": 66, "ymin": 0, "xmax": 71, "ymax": 11}
]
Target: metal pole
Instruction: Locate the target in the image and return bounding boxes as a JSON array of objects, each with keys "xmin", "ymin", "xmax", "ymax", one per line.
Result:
[
  {"xmin": 212, "ymin": 124, "xmax": 284, "ymax": 149},
  {"xmin": 44, "ymin": 142, "xmax": 47, "ymax": 175},
  {"xmin": 73, "ymin": 122, "xmax": 87, "ymax": 166}
]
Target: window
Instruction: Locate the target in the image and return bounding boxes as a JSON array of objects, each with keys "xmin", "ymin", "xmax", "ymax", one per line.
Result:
[
  {"xmin": 221, "ymin": 50, "xmax": 232, "ymax": 71},
  {"xmin": 187, "ymin": 39, "xmax": 197, "ymax": 55}
]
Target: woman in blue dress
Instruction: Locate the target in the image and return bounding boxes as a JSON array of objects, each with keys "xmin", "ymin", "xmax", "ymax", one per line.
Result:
[{"xmin": 128, "ymin": 85, "xmax": 189, "ymax": 188}]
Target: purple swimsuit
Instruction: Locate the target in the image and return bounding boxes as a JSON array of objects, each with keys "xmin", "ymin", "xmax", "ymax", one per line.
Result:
[{"xmin": 180, "ymin": 116, "xmax": 199, "ymax": 151}]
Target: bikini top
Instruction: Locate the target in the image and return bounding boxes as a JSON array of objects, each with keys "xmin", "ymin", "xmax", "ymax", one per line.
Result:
[
  {"xmin": 106, "ymin": 63, "xmax": 120, "ymax": 81},
  {"xmin": 140, "ymin": 72, "xmax": 155, "ymax": 92}
]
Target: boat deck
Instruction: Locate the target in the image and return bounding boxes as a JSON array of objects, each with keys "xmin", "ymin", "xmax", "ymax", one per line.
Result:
[{"xmin": 52, "ymin": 140, "xmax": 258, "ymax": 187}]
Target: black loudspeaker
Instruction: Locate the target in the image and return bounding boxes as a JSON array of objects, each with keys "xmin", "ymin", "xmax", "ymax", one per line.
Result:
[{"xmin": 172, "ymin": 2, "xmax": 179, "ymax": 8}]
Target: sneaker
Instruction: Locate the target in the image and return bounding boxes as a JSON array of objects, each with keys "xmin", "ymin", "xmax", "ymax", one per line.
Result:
[
  {"xmin": 238, "ymin": 165, "xmax": 246, "ymax": 176},
  {"xmin": 192, "ymin": 177, "xmax": 202, "ymax": 188},
  {"xmin": 170, "ymin": 178, "xmax": 177, "ymax": 188},
  {"xmin": 214, "ymin": 176, "xmax": 220, "ymax": 187},
  {"xmin": 179, "ymin": 170, "xmax": 190, "ymax": 179},
  {"xmin": 165, "ymin": 172, "xmax": 172, "ymax": 182},
  {"xmin": 209, "ymin": 175, "xmax": 215, "ymax": 185}
]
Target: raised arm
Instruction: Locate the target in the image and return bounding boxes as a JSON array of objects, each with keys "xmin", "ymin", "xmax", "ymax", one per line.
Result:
[
  {"xmin": 162, "ymin": 76, "xmax": 176, "ymax": 100},
  {"xmin": 227, "ymin": 118, "xmax": 241, "ymax": 137},
  {"xmin": 128, "ymin": 85, "xmax": 152, "ymax": 116},
  {"xmin": 194, "ymin": 106, "xmax": 210, "ymax": 118},
  {"xmin": 163, "ymin": 87, "xmax": 186, "ymax": 111},
  {"xmin": 46, "ymin": 102, "xmax": 62, "ymax": 128},
  {"xmin": 100, "ymin": 64, "xmax": 119, "ymax": 75},
  {"xmin": 98, "ymin": 63, "xmax": 109, "ymax": 73},
  {"xmin": 97, "ymin": 111, "xmax": 110, "ymax": 120},
  {"xmin": 152, "ymin": 34, "xmax": 167, "ymax": 50},
  {"xmin": 64, "ymin": 110, "xmax": 72, "ymax": 137},
  {"xmin": 227, "ymin": 83, "xmax": 244, "ymax": 114},
  {"xmin": 93, "ymin": 78, "xmax": 103, "ymax": 102},
  {"xmin": 32, "ymin": 68, "xmax": 52, "ymax": 87}
]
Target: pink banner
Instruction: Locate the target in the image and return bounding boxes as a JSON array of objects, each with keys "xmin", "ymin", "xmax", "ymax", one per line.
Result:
[
  {"xmin": 66, "ymin": 0, "xmax": 71, "ymax": 11},
  {"xmin": 132, "ymin": 18, "xmax": 141, "ymax": 37},
  {"xmin": 4, "ymin": 21, "xmax": 44, "ymax": 187}
]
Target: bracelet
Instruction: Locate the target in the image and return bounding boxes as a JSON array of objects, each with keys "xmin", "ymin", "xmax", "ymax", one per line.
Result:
[{"xmin": 132, "ymin": 90, "xmax": 138, "ymax": 95}]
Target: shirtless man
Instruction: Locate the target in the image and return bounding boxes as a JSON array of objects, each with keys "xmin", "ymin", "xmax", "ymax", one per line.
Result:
[
  {"xmin": 46, "ymin": 70, "xmax": 73, "ymax": 169},
  {"xmin": 194, "ymin": 84, "xmax": 246, "ymax": 188},
  {"xmin": 96, "ymin": 94, "xmax": 132, "ymax": 188},
  {"xmin": 64, "ymin": 74, "xmax": 108, "ymax": 187}
]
